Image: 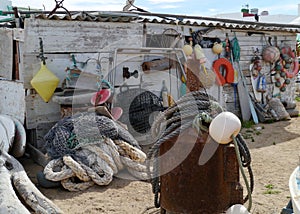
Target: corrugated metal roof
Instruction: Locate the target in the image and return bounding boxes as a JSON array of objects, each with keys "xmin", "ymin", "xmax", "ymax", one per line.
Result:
[{"xmin": 33, "ymin": 11, "xmax": 300, "ymax": 33}]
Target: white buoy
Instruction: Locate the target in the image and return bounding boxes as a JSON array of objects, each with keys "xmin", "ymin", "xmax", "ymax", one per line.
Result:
[
  {"xmin": 209, "ymin": 112, "xmax": 241, "ymax": 144},
  {"xmin": 194, "ymin": 44, "xmax": 205, "ymax": 60},
  {"xmin": 226, "ymin": 204, "xmax": 250, "ymax": 214}
]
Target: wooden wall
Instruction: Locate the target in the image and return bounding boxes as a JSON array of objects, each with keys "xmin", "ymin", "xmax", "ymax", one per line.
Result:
[
  {"xmin": 17, "ymin": 18, "xmax": 297, "ymax": 148},
  {"xmin": 21, "ymin": 18, "xmax": 144, "ymax": 130},
  {"xmin": 0, "ymin": 28, "xmax": 13, "ymax": 80}
]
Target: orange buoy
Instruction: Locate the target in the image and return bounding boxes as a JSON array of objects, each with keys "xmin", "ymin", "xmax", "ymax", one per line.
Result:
[{"xmin": 212, "ymin": 58, "xmax": 235, "ymax": 86}]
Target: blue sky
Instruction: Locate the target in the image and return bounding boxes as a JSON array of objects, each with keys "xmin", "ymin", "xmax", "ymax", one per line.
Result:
[{"xmin": 10, "ymin": 0, "xmax": 300, "ymax": 16}]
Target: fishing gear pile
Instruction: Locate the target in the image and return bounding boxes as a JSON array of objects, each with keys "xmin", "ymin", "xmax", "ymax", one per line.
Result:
[{"xmin": 42, "ymin": 112, "xmax": 148, "ymax": 191}]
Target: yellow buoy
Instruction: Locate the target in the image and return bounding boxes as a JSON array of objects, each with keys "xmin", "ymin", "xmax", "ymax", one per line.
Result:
[
  {"xmin": 31, "ymin": 63, "xmax": 60, "ymax": 102},
  {"xmin": 212, "ymin": 42, "xmax": 223, "ymax": 54},
  {"xmin": 182, "ymin": 44, "xmax": 193, "ymax": 56}
]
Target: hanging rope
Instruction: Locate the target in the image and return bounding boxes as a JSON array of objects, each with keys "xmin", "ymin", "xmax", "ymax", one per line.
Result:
[{"xmin": 232, "ymin": 134, "xmax": 253, "ymax": 212}]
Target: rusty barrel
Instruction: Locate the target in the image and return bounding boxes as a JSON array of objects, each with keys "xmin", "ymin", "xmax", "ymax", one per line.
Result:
[{"xmin": 159, "ymin": 127, "xmax": 243, "ymax": 214}]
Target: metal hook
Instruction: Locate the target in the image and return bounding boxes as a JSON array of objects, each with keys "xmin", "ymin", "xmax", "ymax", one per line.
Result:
[{"xmin": 47, "ymin": 0, "xmax": 71, "ymax": 18}]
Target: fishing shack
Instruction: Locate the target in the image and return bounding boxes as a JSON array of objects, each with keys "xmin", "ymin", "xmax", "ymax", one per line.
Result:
[
  {"xmin": 1, "ymin": 6, "xmax": 300, "ymax": 214},
  {"xmin": 0, "ymin": 10, "xmax": 299, "ymax": 156}
]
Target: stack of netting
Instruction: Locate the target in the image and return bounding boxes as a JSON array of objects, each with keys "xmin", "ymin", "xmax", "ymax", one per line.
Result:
[{"xmin": 42, "ymin": 112, "xmax": 148, "ymax": 191}]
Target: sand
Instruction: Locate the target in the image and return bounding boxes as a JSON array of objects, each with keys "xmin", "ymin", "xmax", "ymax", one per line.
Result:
[{"xmin": 21, "ymin": 105, "xmax": 300, "ymax": 214}]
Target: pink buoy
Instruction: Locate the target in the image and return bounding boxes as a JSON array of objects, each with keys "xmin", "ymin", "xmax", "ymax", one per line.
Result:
[
  {"xmin": 111, "ymin": 107, "xmax": 123, "ymax": 120},
  {"xmin": 91, "ymin": 89, "xmax": 111, "ymax": 106}
]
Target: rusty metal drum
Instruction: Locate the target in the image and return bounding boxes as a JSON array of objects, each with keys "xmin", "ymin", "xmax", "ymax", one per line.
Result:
[{"xmin": 159, "ymin": 128, "xmax": 243, "ymax": 214}]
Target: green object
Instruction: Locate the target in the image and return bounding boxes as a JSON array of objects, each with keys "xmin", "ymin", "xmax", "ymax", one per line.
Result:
[
  {"xmin": 231, "ymin": 35, "xmax": 241, "ymax": 62},
  {"xmin": 180, "ymin": 82, "xmax": 186, "ymax": 96},
  {"xmin": 285, "ymin": 79, "xmax": 291, "ymax": 85}
]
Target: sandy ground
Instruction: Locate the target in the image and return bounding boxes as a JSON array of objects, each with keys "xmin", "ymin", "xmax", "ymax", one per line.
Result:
[{"xmin": 20, "ymin": 104, "xmax": 300, "ymax": 214}]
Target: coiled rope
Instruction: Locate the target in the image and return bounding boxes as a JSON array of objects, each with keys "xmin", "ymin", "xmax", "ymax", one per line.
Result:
[
  {"xmin": 43, "ymin": 137, "xmax": 148, "ymax": 191},
  {"xmin": 147, "ymin": 90, "xmax": 223, "ymax": 208}
]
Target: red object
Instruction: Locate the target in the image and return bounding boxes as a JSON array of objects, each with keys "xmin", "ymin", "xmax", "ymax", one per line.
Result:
[
  {"xmin": 111, "ymin": 107, "xmax": 123, "ymax": 120},
  {"xmin": 91, "ymin": 89, "xmax": 111, "ymax": 106},
  {"xmin": 242, "ymin": 13, "xmax": 255, "ymax": 17},
  {"xmin": 212, "ymin": 58, "xmax": 235, "ymax": 86},
  {"xmin": 280, "ymin": 46, "xmax": 299, "ymax": 78},
  {"xmin": 286, "ymin": 59, "xmax": 299, "ymax": 78}
]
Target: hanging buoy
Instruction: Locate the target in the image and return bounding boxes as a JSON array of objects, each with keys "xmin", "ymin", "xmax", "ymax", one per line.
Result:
[
  {"xmin": 182, "ymin": 44, "xmax": 193, "ymax": 56},
  {"xmin": 209, "ymin": 112, "xmax": 241, "ymax": 144},
  {"xmin": 194, "ymin": 44, "xmax": 206, "ymax": 61},
  {"xmin": 262, "ymin": 46, "xmax": 280, "ymax": 63},
  {"xmin": 90, "ymin": 89, "xmax": 111, "ymax": 106},
  {"xmin": 212, "ymin": 58, "xmax": 235, "ymax": 85},
  {"xmin": 285, "ymin": 57, "xmax": 299, "ymax": 78},
  {"xmin": 212, "ymin": 42, "xmax": 223, "ymax": 54},
  {"xmin": 30, "ymin": 63, "xmax": 60, "ymax": 103}
]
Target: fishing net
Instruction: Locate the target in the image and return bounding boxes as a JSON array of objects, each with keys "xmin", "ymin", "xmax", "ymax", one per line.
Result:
[
  {"xmin": 114, "ymin": 88, "xmax": 163, "ymax": 141},
  {"xmin": 44, "ymin": 112, "xmax": 140, "ymax": 159}
]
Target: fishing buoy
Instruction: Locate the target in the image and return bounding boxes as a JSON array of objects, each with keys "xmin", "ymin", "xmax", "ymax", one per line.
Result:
[
  {"xmin": 91, "ymin": 89, "xmax": 111, "ymax": 106},
  {"xmin": 212, "ymin": 42, "xmax": 223, "ymax": 54},
  {"xmin": 262, "ymin": 46, "xmax": 280, "ymax": 63},
  {"xmin": 31, "ymin": 62, "xmax": 60, "ymax": 103},
  {"xmin": 111, "ymin": 107, "xmax": 123, "ymax": 121},
  {"xmin": 209, "ymin": 112, "xmax": 241, "ymax": 144},
  {"xmin": 225, "ymin": 204, "xmax": 250, "ymax": 214},
  {"xmin": 183, "ymin": 44, "xmax": 193, "ymax": 56},
  {"xmin": 194, "ymin": 44, "xmax": 206, "ymax": 62}
]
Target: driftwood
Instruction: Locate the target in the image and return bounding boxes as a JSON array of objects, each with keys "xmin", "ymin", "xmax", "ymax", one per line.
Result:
[
  {"xmin": 0, "ymin": 151, "xmax": 63, "ymax": 213},
  {"xmin": 0, "ymin": 156, "xmax": 30, "ymax": 214}
]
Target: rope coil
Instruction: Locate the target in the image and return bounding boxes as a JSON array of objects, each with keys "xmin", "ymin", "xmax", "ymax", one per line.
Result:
[{"xmin": 43, "ymin": 112, "xmax": 150, "ymax": 191}]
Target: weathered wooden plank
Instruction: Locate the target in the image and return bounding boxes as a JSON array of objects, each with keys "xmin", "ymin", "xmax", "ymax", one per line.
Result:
[
  {"xmin": 23, "ymin": 18, "xmax": 143, "ymax": 53},
  {"xmin": 13, "ymin": 28, "xmax": 24, "ymax": 42},
  {"xmin": 25, "ymin": 93, "xmax": 61, "ymax": 129},
  {"xmin": 0, "ymin": 28, "xmax": 13, "ymax": 80},
  {"xmin": 0, "ymin": 80, "xmax": 25, "ymax": 124},
  {"xmin": 26, "ymin": 143, "xmax": 50, "ymax": 167}
]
